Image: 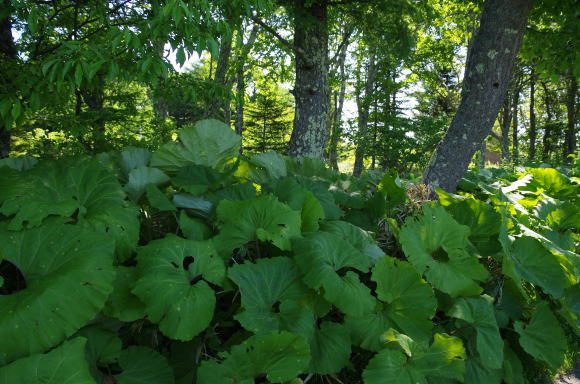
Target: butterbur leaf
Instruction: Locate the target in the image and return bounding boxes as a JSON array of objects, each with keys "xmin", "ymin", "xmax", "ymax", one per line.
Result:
[
  {"xmin": 114, "ymin": 347, "xmax": 174, "ymax": 384},
  {"xmin": 103, "ymin": 266, "xmax": 146, "ymax": 322},
  {"xmin": 146, "ymin": 184, "xmax": 176, "ymax": 211},
  {"xmin": 124, "ymin": 166, "xmax": 169, "ymax": 202},
  {"xmin": 514, "ymin": 302, "xmax": 567, "ymax": 370},
  {"xmin": 320, "ymin": 221, "xmax": 385, "ymax": 263},
  {"xmin": 179, "ymin": 211, "xmax": 211, "ymax": 241},
  {"xmin": 379, "ymin": 172, "xmax": 406, "ymax": 209},
  {"xmin": 0, "ymin": 338, "xmax": 96, "ymax": 384},
  {"xmin": 292, "ymin": 232, "xmax": 375, "ymax": 316},
  {"xmin": 363, "ymin": 332, "xmax": 466, "ymax": 384},
  {"xmin": 120, "ymin": 147, "xmax": 152, "ymax": 176},
  {"xmin": 197, "ymin": 331, "xmax": 310, "ymax": 383},
  {"xmin": 229, "ymin": 257, "xmax": 310, "ymax": 334},
  {"xmin": 215, "ymin": 195, "xmax": 301, "ymax": 255},
  {"xmin": 502, "ymin": 346, "xmax": 526, "ymax": 384},
  {"xmin": 465, "ymin": 358, "xmax": 502, "ymax": 384},
  {"xmin": 238, "ymin": 152, "xmax": 287, "ymax": 184},
  {"xmin": 0, "ymin": 221, "xmax": 115, "ymax": 365},
  {"xmin": 526, "ymin": 168, "xmax": 577, "ymax": 200},
  {"xmin": 308, "ymin": 321, "xmax": 351, "ymax": 374},
  {"xmin": 151, "ymin": 119, "xmax": 241, "ymax": 173},
  {"xmin": 349, "ymin": 256, "xmax": 436, "ymax": 348},
  {"xmin": 447, "ymin": 296, "xmax": 503, "ymax": 369},
  {"xmin": 133, "ymin": 236, "xmax": 225, "ymax": 341},
  {"xmin": 399, "ymin": 204, "xmax": 489, "ymax": 297}
]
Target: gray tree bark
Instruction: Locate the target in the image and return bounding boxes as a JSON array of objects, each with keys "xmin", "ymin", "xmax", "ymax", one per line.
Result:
[
  {"xmin": 512, "ymin": 88, "xmax": 520, "ymax": 162},
  {"xmin": 500, "ymin": 97, "xmax": 511, "ymax": 163},
  {"xmin": 288, "ymin": 0, "xmax": 329, "ymax": 159},
  {"xmin": 353, "ymin": 54, "xmax": 377, "ymax": 177},
  {"xmin": 541, "ymin": 81, "xmax": 555, "ymax": 162},
  {"xmin": 0, "ymin": 0, "xmax": 17, "ymax": 158},
  {"xmin": 207, "ymin": 32, "xmax": 234, "ymax": 122},
  {"xmin": 564, "ymin": 76, "xmax": 577, "ymax": 162},
  {"xmin": 423, "ymin": 0, "xmax": 533, "ymax": 193}
]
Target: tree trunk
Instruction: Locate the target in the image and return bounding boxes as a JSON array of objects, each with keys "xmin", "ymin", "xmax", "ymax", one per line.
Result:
[
  {"xmin": 208, "ymin": 32, "xmax": 234, "ymax": 122},
  {"xmin": 528, "ymin": 68, "xmax": 537, "ymax": 161},
  {"xmin": 422, "ymin": 0, "xmax": 533, "ymax": 193},
  {"xmin": 353, "ymin": 55, "xmax": 377, "ymax": 177},
  {"xmin": 500, "ymin": 97, "xmax": 511, "ymax": 163},
  {"xmin": 288, "ymin": 0, "xmax": 329, "ymax": 158},
  {"xmin": 80, "ymin": 75, "xmax": 106, "ymax": 153},
  {"xmin": 564, "ymin": 76, "xmax": 577, "ymax": 162},
  {"xmin": 541, "ymin": 82, "xmax": 554, "ymax": 162},
  {"xmin": 328, "ymin": 32, "xmax": 349, "ymax": 170},
  {"xmin": 0, "ymin": 0, "xmax": 17, "ymax": 158},
  {"xmin": 512, "ymin": 88, "xmax": 520, "ymax": 162}
]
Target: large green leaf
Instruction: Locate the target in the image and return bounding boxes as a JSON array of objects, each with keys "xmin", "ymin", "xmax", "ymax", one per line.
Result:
[
  {"xmin": 133, "ymin": 236, "xmax": 225, "ymax": 341},
  {"xmin": 119, "ymin": 147, "xmax": 152, "ymax": 177},
  {"xmin": 237, "ymin": 152, "xmax": 288, "ymax": 185},
  {"xmin": 292, "ymin": 232, "xmax": 375, "ymax": 316},
  {"xmin": 448, "ymin": 296, "xmax": 503, "ymax": 369},
  {"xmin": 115, "ymin": 347, "xmax": 175, "ymax": 384},
  {"xmin": 0, "ymin": 338, "xmax": 96, "ymax": 383},
  {"xmin": 362, "ymin": 332, "xmax": 466, "ymax": 384},
  {"xmin": 348, "ymin": 256, "xmax": 436, "ymax": 350},
  {"xmin": 271, "ymin": 177, "xmax": 325, "ymax": 232},
  {"xmin": 308, "ymin": 321, "xmax": 351, "ymax": 374},
  {"xmin": 526, "ymin": 168, "xmax": 577, "ymax": 200},
  {"xmin": 464, "ymin": 358, "xmax": 502, "ymax": 384},
  {"xmin": 229, "ymin": 257, "xmax": 311, "ymax": 334},
  {"xmin": 103, "ymin": 266, "xmax": 146, "ymax": 322},
  {"xmin": 399, "ymin": 204, "xmax": 489, "ymax": 297},
  {"xmin": 151, "ymin": 119, "xmax": 241, "ymax": 173},
  {"xmin": 320, "ymin": 221, "xmax": 385, "ymax": 263},
  {"xmin": 514, "ymin": 302, "xmax": 567, "ymax": 370},
  {"xmin": 0, "ymin": 222, "xmax": 115, "ymax": 364},
  {"xmin": 197, "ymin": 331, "xmax": 310, "ymax": 383},
  {"xmin": 124, "ymin": 166, "xmax": 170, "ymax": 202},
  {"xmin": 0, "ymin": 157, "xmax": 139, "ymax": 262},
  {"xmin": 501, "ymin": 236, "xmax": 575, "ymax": 299},
  {"xmin": 215, "ymin": 195, "xmax": 302, "ymax": 255}
]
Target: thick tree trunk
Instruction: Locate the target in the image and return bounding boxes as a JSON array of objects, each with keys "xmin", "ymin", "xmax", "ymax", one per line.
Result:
[
  {"xmin": 329, "ymin": 34, "xmax": 349, "ymax": 170},
  {"xmin": 528, "ymin": 68, "xmax": 537, "ymax": 161},
  {"xmin": 564, "ymin": 76, "xmax": 577, "ymax": 162},
  {"xmin": 422, "ymin": 0, "xmax": 533, "ymax": 193},
  {"xmin": 512, "ymin": 88, "xmax": 520, "ymax": 162},
  {"xmin": 353, "ymin": 55, "xmax": 377, "ymax": 177},
  {"xmin": 500, "ymin": 98, "xmax": 511, "ymax": 163},
  {"xmin": 0, "ymin": 1, "xmax": 17, "ymax": 158},
  {"xmin": 288, "ymin": 0, "xmax": 329, "ymax": 158}
]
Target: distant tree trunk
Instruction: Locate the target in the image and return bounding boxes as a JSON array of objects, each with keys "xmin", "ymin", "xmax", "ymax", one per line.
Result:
[
  {"xmin": 232, "ymin": 23, "xmax": 259, "ymax": 152},
  {"xmin": 288, "ymin": 0, "xmax": 329, "ymax": 158},
  {"xmin": 329, "ymin": 33, "xmax": 349, "ymax": 170},
  {"xmin": 80, "ymin": 75, "xmax": 106, "ymax": 153},
  {"xmin": 500, "ymin": 97, "xmax": 511, "ymax": 163},
  {"xmin": 512, "ymin": 88, "xmax": 520, "ymax": 162},
  {"xmin": 478, "ymin": 140, "xmax": 486, "ymax": 168},
  {"xmin": 0, "ymin": 1, "xmax": 16, "ymax": 158},
  {"xmin": 208, "ymin": 32, "xmax": 234, "ymax": 122},
  {"xmin": 541, "ymin": 82, "xmax": 554, "ymax": 162},
  {"xmin": 564, "ymin": 76, "xmax": 577, "ymax": 162},
  {"xmin": 528, "ymin": 68, "xmax": 537, "ymax": 161},
  {"xmin": 422, "ymin": 0, "xmax": 533, "ymax": 193},
  {"xmin": 353, "ymin": 55, "xmax": 377, "ymax": 177}
]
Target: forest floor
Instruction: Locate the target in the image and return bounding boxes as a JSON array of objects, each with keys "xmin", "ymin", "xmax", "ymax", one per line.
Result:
[{"xmin": 548, "ymin": 363, "xmax": 580, "ymax": 384}]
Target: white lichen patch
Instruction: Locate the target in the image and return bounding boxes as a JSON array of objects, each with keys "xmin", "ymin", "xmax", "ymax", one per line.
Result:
[{"xmin": 487, "ymin": 50, "xmax": 498, "ymax": 60}]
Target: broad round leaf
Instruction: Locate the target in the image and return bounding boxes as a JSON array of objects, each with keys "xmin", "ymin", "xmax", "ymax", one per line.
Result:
[
  {"xmin": 229, "ymin": 257, "xmax": 311, "ymax": 334},
  {"xmin": 399, "ymin": 204, "xmax": 489, "ymax": 297},
  {"xmin": 114, "ymin": 347, "xmax": 174, "ymax": 384},
  {"xmin": 292, "ymin": 232, "xmax": 375, "ymax": 316},
  {"xmin": 448, "ymin": 296, "xmax": 503, "ymax": 369},
  {"xmin": 0, "ymin": 338, "xmax": 95, "ymax": 383},
  {"xmin": 103, "ymin": 266, "xmax": 146, "ymax": 322},
  {"xmin": 151, "ymin": 119, "xmax": 241, "ymax": 173},
  {"xmin": 215, "ymin": 195, "xmax": 302, "ymax": 255},
  {"xmin": 133, "ymin": 236, "xmax": 225, "ymax": 341},
  {"xmin": 0, "ymin": 222, "xmax": 115, "ymax": 364},
  {"xmin": 197, "ymin": 331, "xmax": 310, "ymax": 383},
  {"xmin": 514, "ymin": 302, "xmax": 567, "ymax": 370}
]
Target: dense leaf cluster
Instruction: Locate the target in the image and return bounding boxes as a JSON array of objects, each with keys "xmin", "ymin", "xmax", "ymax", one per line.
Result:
[{"xmin": 0, "ymin": 120, "xmax": 577, "ymax": 383}]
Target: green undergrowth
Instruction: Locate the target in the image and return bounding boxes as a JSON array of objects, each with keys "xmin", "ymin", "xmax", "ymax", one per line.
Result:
[{"xmin": 0, "ymin": 119, "xmax": 578, "ymax": 384}]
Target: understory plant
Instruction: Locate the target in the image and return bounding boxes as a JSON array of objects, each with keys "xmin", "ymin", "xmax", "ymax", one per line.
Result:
[{"xmin": 0, "ymin": 119, "xmax": 578, "ymax": 383}]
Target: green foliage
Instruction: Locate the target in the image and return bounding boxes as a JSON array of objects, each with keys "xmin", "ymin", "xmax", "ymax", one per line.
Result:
[{"xmin": 0, "ymin": 120, "xmax": 577, "ymax": 383}]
